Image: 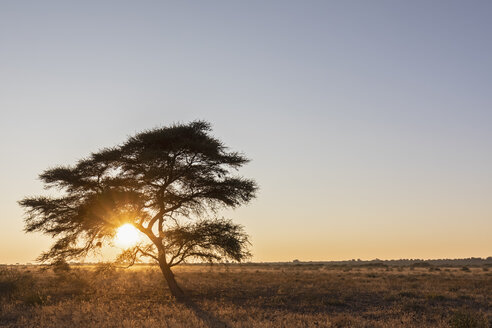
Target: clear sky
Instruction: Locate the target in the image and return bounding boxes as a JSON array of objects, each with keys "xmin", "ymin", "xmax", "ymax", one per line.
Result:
[{"xmin": 1, "ymin": 1, "xmax": 491, "ymax": 263}]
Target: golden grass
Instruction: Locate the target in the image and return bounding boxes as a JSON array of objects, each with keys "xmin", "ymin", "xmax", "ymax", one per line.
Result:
[{"xmin": 1, "ymin": 264, "xmax": 490, "ymax": 327}]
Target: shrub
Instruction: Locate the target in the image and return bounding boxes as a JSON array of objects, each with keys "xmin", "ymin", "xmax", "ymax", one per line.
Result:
[
  {"xmin": 449, "ymin": 310, "xmax": 489, "ymax": 328},
  {"xmin": 0, "ymin": 268, "xmax": 45, "ymax": 305},
  {"xmin": 0, "ymin": 268, "xmax": 31, "ymax": 298},
  {"xmin": 52, "ymin": 259, "xmax": 71, "ymax": 274}
]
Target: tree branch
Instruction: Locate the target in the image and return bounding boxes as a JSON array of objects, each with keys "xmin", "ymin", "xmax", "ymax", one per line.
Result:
[{"xmin": 136, "ymin": 246, "xmax": 158, "ymax": 261}]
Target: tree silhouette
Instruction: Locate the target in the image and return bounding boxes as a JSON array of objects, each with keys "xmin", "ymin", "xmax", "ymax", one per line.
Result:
[{"xmin": 19, "ymin": 121, "xmax": 258, "ymax": 298}]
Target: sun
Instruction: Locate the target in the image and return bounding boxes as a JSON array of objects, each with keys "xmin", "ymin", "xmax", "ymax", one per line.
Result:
[{"xmin": 115, "ymin": 223, "xmax": 140, "ymax": 248}]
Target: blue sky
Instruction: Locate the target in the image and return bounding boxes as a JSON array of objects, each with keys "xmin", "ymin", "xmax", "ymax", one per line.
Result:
[{"xmin": 1, "ymin": 1, "xmax": 491, "ymax": 263}]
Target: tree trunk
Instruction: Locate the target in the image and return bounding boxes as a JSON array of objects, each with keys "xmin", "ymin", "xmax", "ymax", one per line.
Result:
[{"xmin": 158, "ymin": 259, "xmax": 185, "ymax": 299}]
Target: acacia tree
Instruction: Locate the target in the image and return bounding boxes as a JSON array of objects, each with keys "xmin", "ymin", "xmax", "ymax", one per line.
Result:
[{"xmin": 19, "ymin": 121, "xmax": 257, "ymax": 298}]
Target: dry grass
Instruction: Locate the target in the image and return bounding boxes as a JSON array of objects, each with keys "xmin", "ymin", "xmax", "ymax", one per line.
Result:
[{"xmin": 0, "ymin": 264, "xmax": 491, "ymax": 327}]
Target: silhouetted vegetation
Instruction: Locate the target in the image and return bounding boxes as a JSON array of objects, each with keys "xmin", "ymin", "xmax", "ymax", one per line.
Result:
[{"xmin": 19, "ymin": 121, "xmax": 257, "ymax": 298}]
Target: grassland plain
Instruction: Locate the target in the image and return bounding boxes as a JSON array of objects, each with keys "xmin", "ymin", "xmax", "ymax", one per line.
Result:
[{"xmin": 0, "ymin": 263, "xmax": 490, "ymax": 328}]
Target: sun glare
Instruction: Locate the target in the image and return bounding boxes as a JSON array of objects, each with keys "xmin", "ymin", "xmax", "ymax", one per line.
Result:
[{"xmin": 115, "ymin": 223, "xmax": 140, "ymax": 248}]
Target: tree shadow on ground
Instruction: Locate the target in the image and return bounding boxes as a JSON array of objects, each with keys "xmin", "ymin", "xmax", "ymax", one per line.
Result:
[{"xmin": 179, "ymin": 297, "xmax": 231, "ymax": 328}]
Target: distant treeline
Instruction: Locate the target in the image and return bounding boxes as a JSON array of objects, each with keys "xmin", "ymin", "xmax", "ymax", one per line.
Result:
[
  {"xmin": 3, "ymin": 257, "xmax": 491, "ymax": 267},
  {"xmin": 277, "ymin": 257, "xmax": 492, "ymax": 267}
]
